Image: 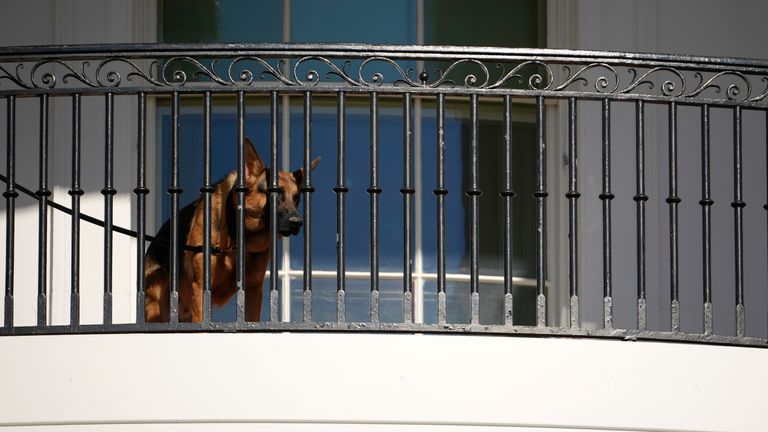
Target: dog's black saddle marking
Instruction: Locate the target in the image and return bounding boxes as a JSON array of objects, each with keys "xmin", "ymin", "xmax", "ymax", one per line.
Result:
[{"xmin": 145, "ymin": 200, "xmax": 199, "ymax": 270}]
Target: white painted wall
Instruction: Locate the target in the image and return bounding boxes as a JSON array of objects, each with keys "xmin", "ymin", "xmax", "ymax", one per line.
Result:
[
  {"xmin": 548, "ymin": 0, "xmax": 768, "ymax": 336},
  {"xmin": 0, "ymin": 0, "xmax": 157, "ymax": 326},
  {"xmin": 0, "ymin": 333, "xmax": 766, "ymax": 431}
]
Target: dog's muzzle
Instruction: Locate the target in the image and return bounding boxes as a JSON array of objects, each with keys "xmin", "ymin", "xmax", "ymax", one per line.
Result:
[{"xmin": 278, "ymin": 216, "xmax": 303, "ymax": 237}]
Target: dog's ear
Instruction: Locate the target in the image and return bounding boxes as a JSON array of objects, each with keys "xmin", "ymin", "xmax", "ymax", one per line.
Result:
[
  {"xmin": 244, "ymin": 137, "xmax": 266, "ymax": 181},
  {"xmin": 292, "ymin": 156, "xmax": 321, "ymax": 186}
]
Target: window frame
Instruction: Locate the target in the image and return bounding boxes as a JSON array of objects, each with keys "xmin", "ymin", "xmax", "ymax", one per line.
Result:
[{"xmin": 153, "ymin": 0, "xmax": 554, "ymax": 324}]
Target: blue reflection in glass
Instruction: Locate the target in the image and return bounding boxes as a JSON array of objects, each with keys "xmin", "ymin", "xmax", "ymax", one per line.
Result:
[
  {"xmin": 218, "ymin": 0, "xmax": 283, "ymax": 43},
  {"xmin": 291, "ymin": 0, "xmax": 416, "ymax": 44},
  {"xmin": 288, "ymin": 101, "xmax": 406, "ymax": 273}
]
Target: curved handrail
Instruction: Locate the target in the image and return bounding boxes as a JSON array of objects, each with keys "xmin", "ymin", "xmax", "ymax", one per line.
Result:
[
  {"xmin": 1, "ymin": 43, "xmax": 768, "ymax": 70},
  {"xmin": 0, "ymin": 43, "xmax": 766, "ymax": 106}
]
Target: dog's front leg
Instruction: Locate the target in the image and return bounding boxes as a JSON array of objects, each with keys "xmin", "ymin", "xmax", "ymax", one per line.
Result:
[
  {"xmin": 144, "ymin": 259, "xmax": 170, "ymax": 323},
  {"xmin": 244, "ymin": 250, "xmax": 270, "ymax": 322},
  {"xmin": 186, "ymin": 251, "xmax": 206, "ymax": 323}
]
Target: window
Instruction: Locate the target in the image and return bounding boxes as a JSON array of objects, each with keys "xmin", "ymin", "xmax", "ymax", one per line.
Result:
[{"xmin": 158, "ymin": 0, "xmax": 545, "ymax": 323}]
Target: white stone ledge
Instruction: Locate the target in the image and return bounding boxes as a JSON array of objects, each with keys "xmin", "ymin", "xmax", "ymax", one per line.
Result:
[{"xmin": 1, "ymin": 332, "xmax": 766, "ymax": 432}]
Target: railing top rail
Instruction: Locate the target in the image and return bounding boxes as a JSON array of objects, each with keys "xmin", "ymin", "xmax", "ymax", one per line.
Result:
[
  {"xmin": 1, "ymin": 43, "xmax": 768, "ymax": 71},
  {"xmin": 3, "ymin": 43, "xmax": 768, "ymax": 108}
]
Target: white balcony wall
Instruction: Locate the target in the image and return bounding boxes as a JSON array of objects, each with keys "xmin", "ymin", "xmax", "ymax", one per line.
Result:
[{"xmin": 1, "ymin": 333, "xmax": 766, "ymax": 431}]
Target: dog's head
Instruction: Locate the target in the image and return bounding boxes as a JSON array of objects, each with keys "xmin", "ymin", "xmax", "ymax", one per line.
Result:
[{"xmin": 243, "ymin": 138, "xmax": 320, "ymax": 237}]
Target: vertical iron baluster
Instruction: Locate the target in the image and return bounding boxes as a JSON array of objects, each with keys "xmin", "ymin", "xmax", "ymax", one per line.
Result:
[
  {"xmin": 202, "ymin": 92, "xmax": 213, "ymax": 324},
  {"xmin": 269, "ymin": 91, "xmax": 279, "ymax": 322},
  {"xmin": 103, "ymin": 93, "xmax": 115, "ymax": 326},
  {"xmin": 600, "ymin": 99, "xmax": 614, "ymax": 330},
  {"xmin": 4, "ymin": 96, "xmax": 16, "ymax": 328},
  {"xmin": 435, "ymin": 94, "xmax": 447, "ymax": 324},
  {"xmin": 668, "ymin": 102, "xmax": 681, "ymax": 332},
  {"xmin": 135, "ymin": 93, "xmax": 148, "ymax": 325},
  {"xmin": 502, "ymin": 95, "xmax": 514, "ymax": 325},
  {"xmin": 335, "ymin": 91, "xmax": 347, "ymax": 323},
  {"xmin": 280, "ymin": 92, "xmax": 291, "ymax": 324},
  {"xmin": 369, "ymin": 92, "xmax": 380, "ymax": 323},
  {"xmin": 70, "ymin": 94, "xmax": 82, "ymax": 327},
  {"xmin": 235, "ymin": 91, "xmax": 246, "ymax": 323},
  {"xmin": 567, "ymin": 97, "xmax": 579, "ymax": 328},
  {"xmin": 701, "ymin": 104, "xmax": 714, "ymax": 335},
  {"xmin": 303, "ymin": 91, "xmax": 313, "ymax": 322},
  {"xmin": 413, "ymin": 86, "xmax": 425, "ymax": 325},
  {"xmin": 733, "ymin": 106, "xmax": 745, "ymax": 337},
  {"xmin": 468, "ymin": 94, "xmax": 480, "ymax": 325},
  {"xmin": 534, "ymin": 96, "xmax": 547, "ymax": 327},
  {"xmin": 38, "ymin": 94, "xmax": 50, "ymax": 327},
  {"xmin": 635, "ymin": 100, "xmax": 648, "ymax": 331},
  {"xmin": 403, "ymin": 93, "xmax": 414, "ymax": 323},
  {"xmin": 169, "ymin": 92, "xmax": 180, "ymax": 324}
]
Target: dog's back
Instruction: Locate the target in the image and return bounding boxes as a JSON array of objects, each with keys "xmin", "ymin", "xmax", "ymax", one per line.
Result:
[{"xmin": 145, "ymin": 200, "xmax": 198, "ymax": 273}]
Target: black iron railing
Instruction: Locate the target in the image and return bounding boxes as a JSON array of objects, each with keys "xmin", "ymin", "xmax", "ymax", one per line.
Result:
[{"xmin": 0, "ymin": 44, "xmax": 766, "ymax": 347}]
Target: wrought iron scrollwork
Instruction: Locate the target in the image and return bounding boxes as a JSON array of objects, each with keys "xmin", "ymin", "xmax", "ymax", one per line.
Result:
[
  {"xmin": 96, "ymin": 58, "xmax": 162, "ymax": 87},
  {"xmin": 684, "ymin": 71, "xmax": 751, "ymax": 101},
  {"xmin": 621, "ymin": 67, "xmax": 687, "ymax": 97},
  {"xmin": 555, "ymin": 63, "xmax": 620, "ymax": 93},
  {"xmin": 31, "ymin": 59, "xmax": 97, "ymax": 88},
  {"xmin": 0, "ymin": 63, "xmax": 33, "ymax": 89},
  {"xmin": 426, "ymin": 59, "xmax": 490, "ymax": 88},
  {"xmin": 229, "ymin": 57, "xmax": 293, "ymax": 86},
  {"xmin": 357, "ymin": 56, "xmax": 416, "ymax": 87},
  {"xmin": 159, "ymin": 56, "xmax": 228, "ymax": 86},
  {"xmin": 750, "ymin": 77, "xmax": 768, "ymax": 102},
  {"xmin": 292, "ymin": 56, "xmax": 358, "ymax": 86},
  {"xmin": 0, "ymin": 46, "xmax": 767, "ymax": 107},
  {"xmin": 488, "ymin": 61, "xmax": 553, "ymax": 90}
]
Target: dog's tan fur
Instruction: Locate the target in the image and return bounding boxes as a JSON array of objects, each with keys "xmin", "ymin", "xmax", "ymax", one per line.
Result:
[{"xmin": 144, "ymin": 138, "xmax": 318, "ymax": 322}]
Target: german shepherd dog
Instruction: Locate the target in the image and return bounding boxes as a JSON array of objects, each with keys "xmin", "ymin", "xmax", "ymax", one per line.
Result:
[{"xmin": 144, "ymin": 138, "xmax": 319, "ymax": 323}]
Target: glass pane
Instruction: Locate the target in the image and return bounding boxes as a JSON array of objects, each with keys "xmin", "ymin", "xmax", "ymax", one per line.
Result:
[
  {"xmin": 289, "ymin": 276, "xmax": 332, "ymax": 322},
  {"xmin": 288, "ymin": 96, "xmax": 406, "ymax": 273},
  {"xmin": 291, "ymin": 0, "xmax": 416, "ymax": 44},
  {"xmin": 290, "ymin": 0, "xmax": 418, "ymax": 84},
  {"xmin": 422, "ymin": 280, "xmax": 536, "ymax": 325},
  {"xmin": 290, "ymin": 276, "xmax": 404, "ymax": 323},
  {"xmin": 161, "ymin": 0, "xmax": 283, "ymax": 43},
  {"xmin": 423, "ymin": 0, "xmax": 543, "ymax": 47},
  {"xmin": 420, "ymin": 98, "xmax": 538, "ymax": 279},
  {"xmin": 422, "ymin": 0, "xmax": 544, "ymax": 91}
]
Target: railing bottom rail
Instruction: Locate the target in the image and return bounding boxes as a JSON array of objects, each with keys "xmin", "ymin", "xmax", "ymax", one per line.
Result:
[{"xmin": 1, "ymin": 322, "xmax": 765, "ymax": 348}]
